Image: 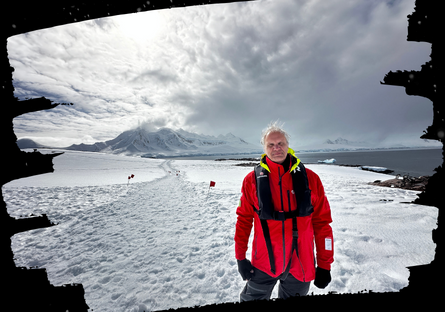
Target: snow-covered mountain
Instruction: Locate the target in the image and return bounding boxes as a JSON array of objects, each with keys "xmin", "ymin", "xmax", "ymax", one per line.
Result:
[
  {"xmin": 64, "ymin": 127, "xmax": 263, "ymax": 157},
  {"xmin": 294, "ymin": 137, "xmax": 441, "ymax": 153},
  {"xmin": 16, "ymin": 138, "xmax": 48, "ymax": 149}
]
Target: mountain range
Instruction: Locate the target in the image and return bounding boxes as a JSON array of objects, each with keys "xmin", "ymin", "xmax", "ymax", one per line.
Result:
[
  {"xmin": 324, "ymin": 137, "xmax": 364, "ymax": 145},
  {"xmin": 17, "ymin": 127, "xmax": 263, "ymax": 158},
  {"xmin": 295, "ymin": 136, "xmax": 440, "ymax": 152},
  {"xmin": 17, "ymin": 131, "xmax": 441, "ymax": 157}
]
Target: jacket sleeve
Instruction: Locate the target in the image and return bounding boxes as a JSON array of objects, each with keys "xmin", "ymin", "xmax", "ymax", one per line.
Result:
[
  {"xmin": 234, "ymin": 172, "xmax": 256, "ymax": 261},
  {"xmin": 309, "ymin": 170, "xmax": 334, "ymax": 271}
]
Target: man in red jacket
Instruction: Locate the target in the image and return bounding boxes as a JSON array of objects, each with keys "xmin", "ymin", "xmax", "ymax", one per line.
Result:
[{"xmin": 235, "ymin": 122, "xmax": 334, "ymax": 301}]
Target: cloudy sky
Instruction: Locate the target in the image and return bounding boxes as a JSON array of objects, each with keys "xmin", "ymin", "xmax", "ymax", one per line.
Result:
[{"xmin": 7, "ymin": 0, "xmax": 435, "ymax": 149}]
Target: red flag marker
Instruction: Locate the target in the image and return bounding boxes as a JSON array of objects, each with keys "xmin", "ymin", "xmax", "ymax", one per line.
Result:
[{"xmin": 207, "ymin": 181, "xmax": 216, "ymax": 199}]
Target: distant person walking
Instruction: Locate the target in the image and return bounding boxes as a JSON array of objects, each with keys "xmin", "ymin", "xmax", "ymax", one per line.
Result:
[{"xmin": 234, "ymin": 121, "xmax": 334, "ymax": 301}]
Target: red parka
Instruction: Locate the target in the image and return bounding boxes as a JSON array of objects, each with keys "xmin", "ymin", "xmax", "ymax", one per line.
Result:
[{"xmin": 235, "ymin": 149, "xmax": 334, "ymax": 281}]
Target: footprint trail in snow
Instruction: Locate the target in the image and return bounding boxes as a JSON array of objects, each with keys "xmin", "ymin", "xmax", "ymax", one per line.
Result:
[
  {"xmin": 4, "ymin": 157, "xmax": 437, "ymax": 312},
  {"xmin": 8, "ymin": 159, "xmax": 242, "ymax": 312}
]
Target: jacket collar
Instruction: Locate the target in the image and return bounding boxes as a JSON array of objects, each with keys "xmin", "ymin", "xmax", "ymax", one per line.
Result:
[{"xmin": 259, "ymin": 148, "xmax": 301, "ymax": 173}]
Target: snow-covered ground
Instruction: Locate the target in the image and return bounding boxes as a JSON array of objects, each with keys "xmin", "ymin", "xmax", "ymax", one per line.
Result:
[{"xmin": 3, "ymin": 150, "xmax": 438, "ymax": 312}]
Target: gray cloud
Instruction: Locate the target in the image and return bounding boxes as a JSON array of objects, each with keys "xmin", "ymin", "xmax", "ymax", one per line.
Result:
[{"xmin": 7, "ymin": 0, "xmax": 436, "ymax": 148}]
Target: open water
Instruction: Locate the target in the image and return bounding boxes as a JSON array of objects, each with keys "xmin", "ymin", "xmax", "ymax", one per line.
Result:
[
  {"xmin": 297, "ymin": 148, "xmax": 443, "ymax": 178},
  {"xmin": 171, "ymin": 148, "xmax": 443, "ymax": 178}
]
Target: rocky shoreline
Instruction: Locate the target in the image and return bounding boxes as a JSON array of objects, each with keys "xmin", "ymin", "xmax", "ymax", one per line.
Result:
[
  {"xmin": 215, "ymin": 158, "xmax": 260, "ymax": 167},
  {"xmin": 368, "ymin": 175, "xmax": 429, "ymax": 192}
]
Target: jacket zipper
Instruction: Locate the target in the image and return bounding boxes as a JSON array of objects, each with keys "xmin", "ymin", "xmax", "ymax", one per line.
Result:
[
  {"xmin": 297, "ymin": 253, "xmax": 306, "ymax": 282},
  {"xmin": 288, "ymin": 187, "xmax": 306, "ymax": 282},
  {"xmin": 287, "ymin": 190, "xmax": 291, "ymax": 213},
  {"xmin": 278, "ymin": 167, "xmax": 286, "ymax": 273}
]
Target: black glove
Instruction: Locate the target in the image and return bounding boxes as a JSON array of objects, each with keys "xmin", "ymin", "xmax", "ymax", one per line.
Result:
[
  {"xmin": 314, "ymin": 267, "xmax": 331, "ymax": 289},
  {"xmin": 237, "ymin": 259, "xmax": 255, "ymax": 281}
]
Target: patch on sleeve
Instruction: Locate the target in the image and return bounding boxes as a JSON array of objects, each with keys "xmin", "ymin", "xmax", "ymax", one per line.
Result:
[{"xmin": 325, "ymin": 238, "xmax": 332, "ymax": 251}]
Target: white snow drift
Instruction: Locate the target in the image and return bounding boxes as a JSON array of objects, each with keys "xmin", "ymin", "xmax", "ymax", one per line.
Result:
[{"xmin": 3, "ymin": 150, "xmax": 438, "ymax": 312}]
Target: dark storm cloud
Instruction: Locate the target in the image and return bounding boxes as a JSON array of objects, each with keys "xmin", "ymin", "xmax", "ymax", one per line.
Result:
[{"xmin": 177, "ymin": 0, "xmax": 433, "ymax": 146}]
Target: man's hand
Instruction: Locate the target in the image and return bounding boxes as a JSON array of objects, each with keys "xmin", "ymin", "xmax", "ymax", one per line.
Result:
[
  {"xmin": 314, "ymin": 267, "xmax": 331, "ymax": 289},
  {"xmin": 237, "ymin": 259, "xmax": 255, "ymax": 281}
]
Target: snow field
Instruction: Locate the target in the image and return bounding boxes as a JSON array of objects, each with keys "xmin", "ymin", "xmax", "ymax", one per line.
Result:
[
  {"xmin": 2, "ymin": 152, "xmax": 438, "ymax": 311},
  {"xmin": 306, "ymin": 165, "xmax": 436, "ymax": 293}
]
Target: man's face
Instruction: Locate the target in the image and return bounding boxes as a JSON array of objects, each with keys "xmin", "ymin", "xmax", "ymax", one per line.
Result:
[{"xmin": 264, "ymin": 131, "xmax": 289, "ymax": 164}]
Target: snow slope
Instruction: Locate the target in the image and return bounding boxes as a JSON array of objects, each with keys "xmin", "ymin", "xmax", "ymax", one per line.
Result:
[{"xmin": 3, "ymin": 150, "xmax": 438, "ymax": 312}]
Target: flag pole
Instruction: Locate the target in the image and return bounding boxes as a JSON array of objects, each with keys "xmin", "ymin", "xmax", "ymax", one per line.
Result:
[{"xmin": 206, "ymin": 181, "xmax": 215, "ymax": 202}]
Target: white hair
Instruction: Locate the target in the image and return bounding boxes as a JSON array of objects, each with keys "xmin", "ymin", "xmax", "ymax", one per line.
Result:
[{"xmin": 260, "ymin": 120, "xmax": 290, "ymax": 146}]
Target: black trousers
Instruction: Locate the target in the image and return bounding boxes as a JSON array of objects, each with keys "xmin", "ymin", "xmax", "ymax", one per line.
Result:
[{"xmin": 240, "ymin": 268, "xmax": 311, "ymax": 302}]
